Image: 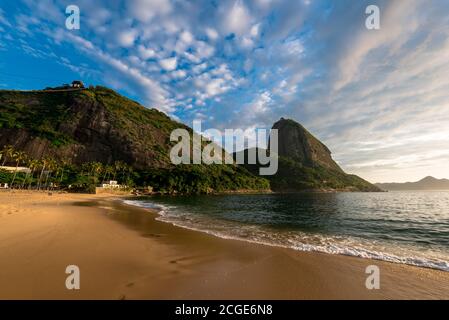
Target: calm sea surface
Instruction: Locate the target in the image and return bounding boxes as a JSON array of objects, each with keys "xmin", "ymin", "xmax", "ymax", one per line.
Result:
[{"xmin": 124, "ymin": 191, "xmax": 449, "ymax": 271}]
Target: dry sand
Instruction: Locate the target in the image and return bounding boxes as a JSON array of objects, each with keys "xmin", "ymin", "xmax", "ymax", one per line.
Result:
[{"xmin": 0, "ymin": 190, "xmax": 448, "ymax": 300}]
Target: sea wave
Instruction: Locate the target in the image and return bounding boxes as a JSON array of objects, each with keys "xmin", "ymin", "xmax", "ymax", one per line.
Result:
[{"xmin": 122, "ymin": 199, "xmax": 449, "ymax": 272}]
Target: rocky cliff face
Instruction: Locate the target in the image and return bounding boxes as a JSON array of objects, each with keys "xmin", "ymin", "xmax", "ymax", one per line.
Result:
[
  {"xmin": 0, "ymin": 87, "xmax": 187, "ymax": 169},
  {"xmin": 271, "ymin": 118, "xmax": 343, "ymax": 172},
  {"xmin": 238, "ymin": 118, "xmax": 381, "ymax": 192}
]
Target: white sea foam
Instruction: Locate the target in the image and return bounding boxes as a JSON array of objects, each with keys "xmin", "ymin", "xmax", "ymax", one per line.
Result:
[{"xmin": 122, "ymin": 199, "xmax": 449, "ymax": 272}]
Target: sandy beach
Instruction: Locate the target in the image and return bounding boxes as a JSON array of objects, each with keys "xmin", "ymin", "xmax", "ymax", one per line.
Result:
[{"xmin": 0, "ymin": 191, "xmax": 448, "ymax": 300}]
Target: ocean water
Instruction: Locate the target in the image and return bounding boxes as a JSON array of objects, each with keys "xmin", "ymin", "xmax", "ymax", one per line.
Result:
[{"xmin": 123, "ymin": 191, "xmax": 449, "ymax": 272}]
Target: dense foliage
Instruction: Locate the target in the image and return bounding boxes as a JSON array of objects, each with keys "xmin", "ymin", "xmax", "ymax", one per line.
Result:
[
  {"xmin": 236, "ymin": 150, "xmax": 380, "ymax": 192},
  {"xmin": 0, "ymin": 90, "xmax": 75, "ymax": 146},
  {"xmin": 0, "ymin": 145, "xmax": 269, "ymax": 194},
  {"xmin": 138, "ymin": 164, "xmax": 270, "ymax": 194},
  {"xmin": 271, "ymin": 157, "xmax": 380, "ymax": 191}
]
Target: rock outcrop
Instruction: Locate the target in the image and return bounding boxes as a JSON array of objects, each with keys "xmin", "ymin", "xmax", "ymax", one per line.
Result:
[
  {"xmin": 271, "ymin": 118, "xmax": 343, "ymax": 172},
  {"xmin": 0, "ymin": 87, "xmax": 187, "ymax": 169},
  {"xmin": 236, "ymin": 118, "xmax": 381, "ymax": 192}
]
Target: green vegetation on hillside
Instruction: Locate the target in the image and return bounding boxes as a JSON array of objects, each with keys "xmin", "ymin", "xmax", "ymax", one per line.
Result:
[
  {"xmin": 0, "ymin": 144, "xmax": 269, "ymax": 194},
  {"xmin": 235, "ymin": 149, "xmax": 380, "ymax": 192},
  {"xmin": 0, "ymin": 90, "xmax": 76, "ymax": 146},
  {"xmin": 138, "ymin": 165, "xmax": 270, "ymax": 194},
  {"xmin": 272, "ymin": 156, "xmax": 379, "ymax": 191},
  {"xmin": 0, "ymin": 86, "xmax": 270, "ymax": 194}
]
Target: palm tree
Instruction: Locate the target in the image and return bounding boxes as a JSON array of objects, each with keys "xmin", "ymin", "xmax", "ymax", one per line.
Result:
[
  {"xmin": 119, "ymin": 163, "xmax": 132, "ymax": 186},
  {"xmin": 58, "ymin": 158, "xmax": 71, "ymax": 186},
  {"xmin": 126, "ymin": 165, "xmax": 134, "ymax": 187},
  {"xmin": 10, "ymin": 151, "xmax": 27, "ymax": 188},
  {"xmin": 27, "ymin": 159, "xmax": 41, "ymax": 190},
  {"xmin": 44, "ymin": 159, "xmax": 57, "ymax": 190},
  {"xmin": 37, "ymin": 157, "xmax": 51, "ymax": 191},
  {"xmin": 81, "ymin": 163, "xmax": 91, "ymax": 178},
  {"xmin": 92, "ymin": 162, "xmax": 103, "ymax": 184},
  {"xmin": 102, "ymin": 165, "xmax": 114, "ymax": 183},
  {"xmin": 113, "ymin": 161, "xmax": 126, "ymax": 182},
  {"xmin": 1, "ymin": 145, "xmax": 15, "ymax": 166},
  {"xmin": 21, "ymin": 158, "xmax": 33, "ymax": 189}
]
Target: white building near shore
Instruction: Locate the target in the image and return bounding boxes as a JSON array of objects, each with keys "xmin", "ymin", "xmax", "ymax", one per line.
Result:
[
  {"xmin": 101, "ymin": 180, "xmax": 122, "ymax": 189},
  {"xmin": 0, "ymin": 166, "xmax": 31, "ymax": 173}
]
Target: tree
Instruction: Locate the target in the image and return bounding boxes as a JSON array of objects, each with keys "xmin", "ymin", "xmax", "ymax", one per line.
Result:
[
  {"xmin": 44, "ymin": 158, "xmax": 57, "ymax": 190},
  {"xmin": 37, "ymin": 157, "xmax": 51, "ymax": 191},
  {"xmin": 20, "ymin": 158, "xmax": 32, "ymax": 189},
  {"xmin": 1, "ymin": 145, "xmax": 15, "ymax": 166},
  {"xmin": 91, "ymin": 162, "xmax": 103, "ymax": 184},
  {"xmin": 27, "ymin": 159, "xmax": 41, "ymax": 190},
  {"xmin": 10, "ymin": 151, "xmax": 27, "ymax": 188},
  {"xmin": 102, "ymin": 165, "xmax": 114, "ymax": 183},
  {"xmin": 58, "ymin": 158, "xmax": 71, "ymax": 186},
  {"xmin": 113, "ymin": 161, "xmax": 126, "ymax": 181}
]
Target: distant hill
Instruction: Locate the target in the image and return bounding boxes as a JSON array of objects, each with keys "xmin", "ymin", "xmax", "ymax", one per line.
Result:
[
  {"xmin": 234, "ymin": 118, "xmax": 381, "ymax": 192},
  {"xmin": 376, "ymin": 176, "xmax": 449, "ymax": 191},
  {"xmin": 0, "ymin": 86, "xmax": 269, "ymax": 193}
]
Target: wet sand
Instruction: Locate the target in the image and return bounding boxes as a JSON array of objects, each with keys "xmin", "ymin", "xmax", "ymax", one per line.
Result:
[{"xmin": 0, "ymin": 191, "xmax": 448, "ymax": 299}]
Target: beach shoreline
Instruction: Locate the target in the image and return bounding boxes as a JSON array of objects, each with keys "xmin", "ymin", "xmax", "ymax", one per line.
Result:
[{"xmin": 0, "ymin": 191, "xmax": 448, "ymax": 299}]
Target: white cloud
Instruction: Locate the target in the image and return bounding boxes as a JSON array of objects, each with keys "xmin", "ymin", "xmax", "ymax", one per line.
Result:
[
  {"xmin": 174, "ymin": 31, "xmax": 196, "ymax": 54},
  {"xmin": 195, "ymin": 41, "xmax": 215, "ymax": 59},
  {"xmin": 192, "ymin": 63, "xmax": 239, "ymax": 102},
  {"xmin": 117, "ymin": 29, "xmax": 138, "ymax": 47},
  {"xmin": 180, "ymin": 30, "xmax": 194, "ymax": 44},
  {"xmin": 222, "ymin": 1, "xmax": 252, "ymax": 36},
  {"xmin": 240, "ymin": 37, "xmax": 254, "ymax": 49},
  {"xmin": 205, "ymin": 27, "xmax": 219, "ymax": 41},
  {"xmin": 128, "ymin": 0, "xmax": 172, "ymax": 22},
  {"xmin": 159, "ymin": 57, "xmax": 178, "ymax": 71},
  {"xmin": 285, "ymin": 39, "xmax": 304, "ymax": 55},
  {"xmin": 250, "ymin": 23, "xmax": 260, "ymax": 37},
  {"xmin": 171, "ymin": 69, "xmax": 187, "ymax": 79},
  {"xmin": 333, "ymin": 1, "xmax": 420, "ymax": 90},
  {"xmin": 247, "ymin": 91, "xmax": 272, "ymax": 114},
  {"xmin": 183, "ymin": 51, "xmax": 202, "ymax": 64},
  {"xmin": 138, "ymin": 45, "xmax": 157, "ymax": 59}
]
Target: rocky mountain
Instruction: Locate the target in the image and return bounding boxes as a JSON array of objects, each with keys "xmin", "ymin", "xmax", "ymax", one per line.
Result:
[
  {"xmin": 0, "ymin": 86, "xmax": 269, "ymax": 193},
  {"xmin": 271, "ymin": 118, "xmax": 343, "ymax": 172},
  {"xmin": 376, "ymin": 176, "xmax": 449, "ymax": 191},
  {"xmin": 0, "ymin": 87, "xmax": 186, "ymax": 169},
  {"xmin": 235, "ymin": 118, "xmax": 381, "ymax": 192}
]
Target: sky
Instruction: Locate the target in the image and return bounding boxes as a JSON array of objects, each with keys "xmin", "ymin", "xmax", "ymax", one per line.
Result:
[{"xmin": 1, "ymin": 0, "xmax": 449, "ymax": 183}]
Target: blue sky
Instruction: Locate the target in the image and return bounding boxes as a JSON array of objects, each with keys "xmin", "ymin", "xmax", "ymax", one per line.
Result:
[{"xmin": 1, "ymin": 0, "xmax": 449, "ymax": 182}]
